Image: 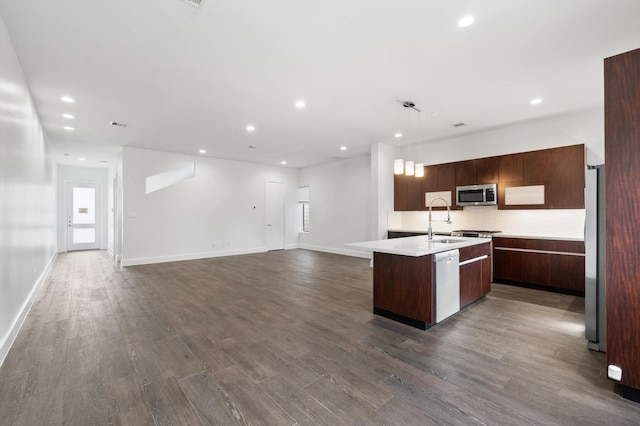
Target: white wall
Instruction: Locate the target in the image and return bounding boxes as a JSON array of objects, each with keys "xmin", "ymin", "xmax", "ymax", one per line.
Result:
[
  {"xmin": 0, "ymin": 15, "xmax": 57, "ymax": 366},
  {"xmin": 56, "ymin": 165, "xmax": 109, "ymax": 252},
  {"xmin": 298, "ymin": 155, "xmax": 371, "ymax": 257},
  {"xmin": 371, "ymin": 143, "xmax": 395, "ymax": 241},
  {"xmin": 121, "ymin": 147, "xmax": 299, "ymax": 266}
]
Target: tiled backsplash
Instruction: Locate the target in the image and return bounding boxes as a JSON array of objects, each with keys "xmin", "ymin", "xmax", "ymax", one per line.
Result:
[{"xmin": 388, "ymin": 206, "xmax": 585, "ymax": 240}]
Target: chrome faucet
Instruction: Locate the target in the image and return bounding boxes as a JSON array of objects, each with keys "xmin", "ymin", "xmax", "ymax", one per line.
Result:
[{"xmin": 428, "ymin": 197, "xmax": 452, "ymax": 240}]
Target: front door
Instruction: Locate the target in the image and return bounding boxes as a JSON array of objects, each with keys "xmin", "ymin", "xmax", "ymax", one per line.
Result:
[{"xmin": 66, "ymin": 181, "xmax": 101, "ymax": 251}]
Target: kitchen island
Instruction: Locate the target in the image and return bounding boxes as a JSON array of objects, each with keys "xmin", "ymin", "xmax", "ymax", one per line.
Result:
[{"xmin": 348, "ymin": 236, "xmax": 492, "ymax": 329}]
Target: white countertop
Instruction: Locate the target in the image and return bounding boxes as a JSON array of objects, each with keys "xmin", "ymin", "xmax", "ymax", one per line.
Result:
[{"xmin": 346, "ymin": 236, "xmax": 491, "ymax": 257}]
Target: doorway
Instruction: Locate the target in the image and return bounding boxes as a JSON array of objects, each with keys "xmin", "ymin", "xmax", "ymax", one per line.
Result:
[
  {"xmin": 66, "ymin": 181, "xmax": 102, "ymax": 251},
  {"xmin": 265, "ymin": 181, "xmax": 285, "ymax": 251}
]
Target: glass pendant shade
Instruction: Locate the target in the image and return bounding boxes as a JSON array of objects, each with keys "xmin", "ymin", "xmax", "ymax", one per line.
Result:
[
  {"xmin": 415, "ymin": 163, "xmax": 424, "ymax": 177},
  {"xmin": 394, "ymin": 159, "xmax": 404, "ymax": 174},
  {"xmin": 405, "ymin": 160, "xmax": 415, "ymax": 176}
]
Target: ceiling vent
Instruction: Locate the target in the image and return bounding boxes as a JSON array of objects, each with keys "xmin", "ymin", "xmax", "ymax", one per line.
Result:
[
  {"xmin": 451, "ymin": 122, "xmax": 466, "ymax": 128},
  {"xmin": 183, "ymin": 0, "xmax": 203, "ymax": 7}
]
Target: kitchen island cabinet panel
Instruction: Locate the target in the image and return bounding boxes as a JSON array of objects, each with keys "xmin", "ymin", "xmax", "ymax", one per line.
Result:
[
  {"xmin": 459, "ymin": 242, "xmax": 492, "ymax": 308},
  {"xmin": 373, "ymin": 252, "xmax": 434, "ymax": 325}
]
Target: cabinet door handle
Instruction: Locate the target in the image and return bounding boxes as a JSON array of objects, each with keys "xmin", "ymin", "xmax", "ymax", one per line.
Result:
[{"xmin": 459, "ymin": 255, "xmax": 488, "ymax": 266}]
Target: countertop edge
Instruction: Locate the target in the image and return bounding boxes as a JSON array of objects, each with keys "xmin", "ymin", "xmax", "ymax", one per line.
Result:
[{"xmin": 347, "ymin": 236, "xmax": 491, "ymax": 257}]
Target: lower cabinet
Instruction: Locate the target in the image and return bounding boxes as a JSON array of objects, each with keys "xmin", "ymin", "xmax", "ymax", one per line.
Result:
[
  {"xmin": 492, "ymin": 237, "xmax": 585, "ymax": 293},
  {"xmin": 459, "ymin": 243, "xmax": 492, "ymax": 308}
]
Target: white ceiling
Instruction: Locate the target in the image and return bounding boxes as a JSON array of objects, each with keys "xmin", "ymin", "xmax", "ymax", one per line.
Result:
[{"xmin": 1, "ymin": 0, "xmax": 639, "ymax": 169}]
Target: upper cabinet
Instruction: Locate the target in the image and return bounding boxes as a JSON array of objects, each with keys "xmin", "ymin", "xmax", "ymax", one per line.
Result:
[
  {"xmin": 498, "ymin": 144, "xmax": 584, "ymax": 210},
  {"xmin": 475, "ymin": 157, "xmax": 500, "ymax": 184},
  {"xmin": 394, "ymin": 144, "xmax": 585, "ymax": 211}
]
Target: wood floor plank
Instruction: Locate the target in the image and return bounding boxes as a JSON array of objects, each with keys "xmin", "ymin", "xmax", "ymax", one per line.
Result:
[
  {"xmin": 178, "ymin": 370, "xmax": 245, "ymax": 425},
  {"xmin": 142, "ymin": 376, "xmax": 203, "ymax": 426},
  {"xmin": 257, "ymin": 375, "xmax": 344, "ymax": 426},
  {"xmin": 2, "ymin": 250, "xmax": 640, "ymax": 425},
  {"xmin": 211, "ymin": 365, "xmax": 296, "ymax": 425}
]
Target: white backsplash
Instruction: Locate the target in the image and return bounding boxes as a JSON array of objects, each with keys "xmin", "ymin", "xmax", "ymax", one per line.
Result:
[{"xmin": 388, "ymin": 206, "xmax": 585, "ymax": 240}]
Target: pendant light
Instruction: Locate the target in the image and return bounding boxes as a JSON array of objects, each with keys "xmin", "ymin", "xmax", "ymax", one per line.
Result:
[
  {"xmin": 405, "ymin": 144, "xmax": 414, "ymax": 176},
  {"xmin": 393, "ymin": 102, "xmax": 404, "ymax": 174},
  {"xmin": 415, "ymin": 110, "xmax": 424, "ymax": 177},
  {"xmin": 404, "ymin": 105, "xmax": 414, "ymax": 176},
  {"xmin": 405, "ymin": 160, "xmax": 415, "ymax": 176}
]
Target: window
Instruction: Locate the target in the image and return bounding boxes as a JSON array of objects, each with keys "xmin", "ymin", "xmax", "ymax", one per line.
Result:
[
  {"xmin": 298, "ymin": 186, "xmax": 310, "ymax": 233},
  {"xmin": 301, "ymin": 202, "xmax": 310, "ymax": 232}
]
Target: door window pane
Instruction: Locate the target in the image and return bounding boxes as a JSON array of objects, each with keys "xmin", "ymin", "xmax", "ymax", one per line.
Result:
[{"xmin": 73, "ymin": 187, "xmax": 96, "ymax": 224}]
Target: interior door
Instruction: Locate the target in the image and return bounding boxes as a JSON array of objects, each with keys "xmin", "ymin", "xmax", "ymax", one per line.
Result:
[
  {"xmin": 66, "ymin": 181, "xmax": 101, "ymax": 251},
  {"xmin": 265, "ymin": 181, "xmax": 285, "ymax": 251}
]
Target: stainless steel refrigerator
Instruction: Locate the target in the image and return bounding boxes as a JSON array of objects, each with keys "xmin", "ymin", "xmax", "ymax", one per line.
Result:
[{"xmin": 585, "ymin": 156, "xmax": 606, "ymax": 352}]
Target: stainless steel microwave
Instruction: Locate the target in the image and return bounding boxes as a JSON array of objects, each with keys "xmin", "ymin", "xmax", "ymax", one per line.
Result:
[{"xmin": 456, "ymin": 184, "xmax": 497, "ymax": 206}]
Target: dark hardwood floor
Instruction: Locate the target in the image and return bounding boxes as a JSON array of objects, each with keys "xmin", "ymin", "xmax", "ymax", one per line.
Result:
[{"xmin": 1, "ymin": 249, "xmax": 639, "ymax": 425}]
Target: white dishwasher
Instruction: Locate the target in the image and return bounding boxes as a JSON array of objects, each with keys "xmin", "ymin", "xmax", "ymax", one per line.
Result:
[{"xmin": 434, "ymin": 249, "xmax": 460, "ymax": 323}]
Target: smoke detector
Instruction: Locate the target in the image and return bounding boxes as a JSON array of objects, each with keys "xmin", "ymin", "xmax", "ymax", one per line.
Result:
[
  {"xmin": 451, "ymin": 122, "xmax": 466, "ymax": 128},
  {"xmin": 183, "ymin": 0, "xmax": 203, "ymax": 7},
  {"xmin": 109, "ymin": 121, "xmax": 128, "ymax": 127}
]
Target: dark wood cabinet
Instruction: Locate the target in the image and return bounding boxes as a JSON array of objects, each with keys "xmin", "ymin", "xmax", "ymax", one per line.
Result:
[
  {"xmin": 459, "ymin": 242, "xmax": 492, "ymax": 308},
  {"xmin": 523, "ymin": 149, "xmax": 550, "ymax": 181},
  {"xmin": 476, "ymin": 157, "xmax": 500, "ymax": 184},
  {"xmin": 499, "ymin": 153, "xmax": 524, "ymax": 183},
  {"xmin": 605, "ymin": 48, "xmax": 640, "ymax": 396},
  {"xmin": 454, "ymin": 161, "xmax": 476, "ymax": 186},
  {"xmin": 387, "ymin": 231, "xmax": 427, "ymax": 239},
  {"xmin": 547, "ymin": 144, "xmax": 585, "ymax": 209},
  {"xmin": 373, "ymin": 242, "xmax": 492, "ymax": 329},
  {"xmin": 394, "ymin": 145, "xmax": 585, "ymax": 211},
  {"xmin": 492, "ymin": 237, "xmax": 585, "ymax": 293},
  {"xmin": 498, "ymin": 144, "xmax": 584, "ymax": 210},
  {"xmin": 373, "ymin": 252, "xmax": 434, "ymax": 326},
  {"xmin": 393, "ymin": 174, "xmax": 410, "ymax": 211}
]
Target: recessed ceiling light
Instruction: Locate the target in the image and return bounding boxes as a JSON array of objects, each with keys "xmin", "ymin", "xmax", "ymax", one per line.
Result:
[
  {"xmin": 61, "ymin": 96, "xmax": 75, "ymax": 103},
  {"xmin": 340, "ymin": 146, "xmax": 347, "ymax": 151},
  {"xmin": 281, "ymin": 161, "xmax": 287, "ymax": 165},
  {"xmin": 63, "ymin": 126, "xmax": 75, "ymax": 131},
  {"xmin": 246, "ymin": 125, "xmax": 255, "ymax": 132},
  {"xmin": 62, "ymin": 113, "xmax": 75, "ymax": 119},
  {"xmin": 199, "ymin": 149, "xmax": 206, "ymax": 154},
  {"xmin": 458, "ymin": 16, "xmax": 475, "ymax": 27},
  {"xmin": 530, "ymin": 98, "xmax": 543, "ymax": 105},
  {"xmin": 394, "ymin": 133, "xmax": 402, "ymax": 138},
  {"xmin": 78, "ymin": 157, "xmax": 86, "ymax": 161},
  {"xmin": 295, "ymin": 100, "xmax": 306, "ymax": 108}
]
